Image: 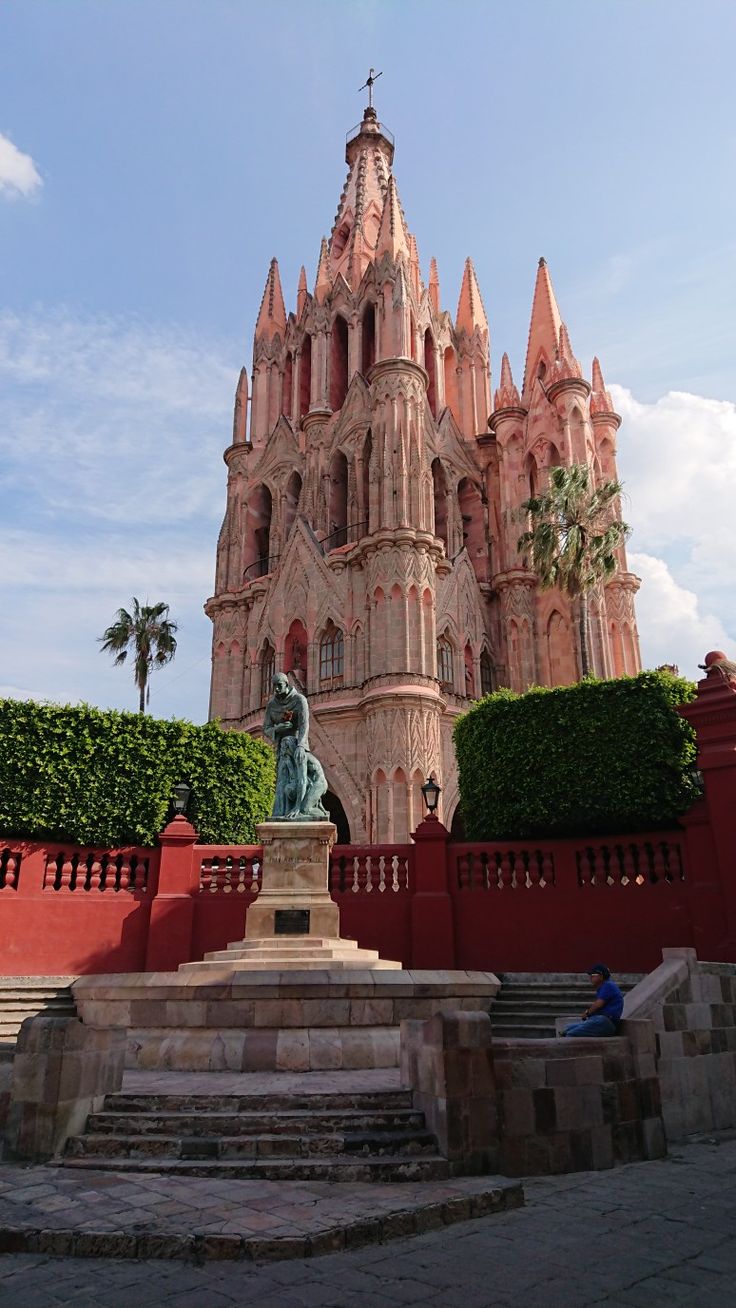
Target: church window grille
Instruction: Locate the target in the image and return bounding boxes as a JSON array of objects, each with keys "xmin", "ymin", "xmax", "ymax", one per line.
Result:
[
  {"xmin": 480, "ymin": 651, "xmax": 494, "ymax": 696},
  {"xmin": 437, "ymin": 637, "xmax": 454, "ymax": 689},
  {"xmin": 260, "ymin": 645, "xmax": 275, "ymax": 705},
  {"xmin": 320, "ymin": 626, "xmax": 344, "ymax": 685}
]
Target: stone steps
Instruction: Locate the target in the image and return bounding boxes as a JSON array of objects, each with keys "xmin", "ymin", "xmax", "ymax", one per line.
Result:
[
  {"xmin": 489, "ymin": 972, "xmax": 642, "ymax": 1040},
  {"xmin": 61, "ymin": 1087, "xmax": 449, "ymax": 1182},
  {"xmin": 66, "ymin": 1127, "xmax": 438, "ymax": 1160},
  {"xmin": 105, "ymin": 1089, "xmax": 414, "ymax": 1112},
  {"xmin": 60, "ymin": 1154, "xmax": 452, "ymax": 1182},
  {"xmin": 181, "ymin": 957, "xmax": 401, "ymax": 972},
  {"xmin": 0, "ymin": 977, "xmax": 77, "ymax": 1042},
  {"xmin": 86, "ymin": 1107, "xmax": 425, "ymax": 1135}
]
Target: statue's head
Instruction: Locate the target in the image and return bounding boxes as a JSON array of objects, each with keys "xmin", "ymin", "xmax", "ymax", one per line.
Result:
[{"xmin": 272, "ymin": 672, "xmax": 291, "ymax": 700}]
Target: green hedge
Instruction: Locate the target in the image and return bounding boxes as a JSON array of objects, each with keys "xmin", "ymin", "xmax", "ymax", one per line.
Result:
[
  {"xmin": 0, "ymin": 700, "xmax": 275, "ymax": 846},
  {"xmin": 453, "ymin": 671, "xmax": 699, "ymax": 840}
]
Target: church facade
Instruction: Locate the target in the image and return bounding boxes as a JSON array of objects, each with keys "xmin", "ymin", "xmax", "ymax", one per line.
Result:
[{"xmin": 206, "ymin": 104, "xmax": 641, "ymax": 842}]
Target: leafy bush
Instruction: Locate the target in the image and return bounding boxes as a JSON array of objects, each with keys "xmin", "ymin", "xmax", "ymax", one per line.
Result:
[
  {"xmin": 0, "ymin": 700, "xmax": 275, "ymax": 846},
  {"xmin": 453, "ymin": 671, "xmax": 699, "ymax": 840}
]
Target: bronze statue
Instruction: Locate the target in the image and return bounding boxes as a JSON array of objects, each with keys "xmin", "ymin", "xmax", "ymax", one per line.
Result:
[{"xmin": 263, "ymin": 672, "xmax": 329, "ymax": 821}]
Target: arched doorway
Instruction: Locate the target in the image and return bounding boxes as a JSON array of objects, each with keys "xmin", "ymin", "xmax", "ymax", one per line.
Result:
[
  {"xmin": 449, "ymin": 806, "xmax": 466, "ymax": 841},
  {"xmin": 324, "ymin": 790, "xmax": 351, "ymax": 844}
]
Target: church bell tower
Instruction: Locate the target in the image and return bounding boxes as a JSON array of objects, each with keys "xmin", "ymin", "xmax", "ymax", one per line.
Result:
[{"xmin": 206, "ymin": 92, "xmax": 641, "ymax": 842}]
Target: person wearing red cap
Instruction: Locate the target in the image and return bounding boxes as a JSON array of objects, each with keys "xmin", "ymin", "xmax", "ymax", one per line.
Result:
[{"xmin": 562, "ymin": 965, "xmax": 624, "ymax": 1037}]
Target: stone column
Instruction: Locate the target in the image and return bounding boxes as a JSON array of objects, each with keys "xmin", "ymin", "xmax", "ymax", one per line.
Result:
[
  {"xmin": 145, "ymin": 816, "xmax": 198, "ymax": 971},
  {"xmin": 410, "ymin": 815, "xmax": 455, "ymax": 968}
]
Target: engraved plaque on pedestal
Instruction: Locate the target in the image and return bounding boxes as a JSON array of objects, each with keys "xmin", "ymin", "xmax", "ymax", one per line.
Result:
[{"xmin": 274, "ymin": 909, "xmax": 310, "ymax": 935}]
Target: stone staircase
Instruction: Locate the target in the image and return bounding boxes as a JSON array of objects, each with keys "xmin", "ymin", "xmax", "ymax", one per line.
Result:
[
  {"xmin": 60, "ymin": 1087, "xmax": 451, "ymax": 1181},
  {"xmin": 489, "ymin": 972, "xmax": 643, "ymax": 1040},
  {"xmin": 0, "ymin": 976, "xmax": 77, "ymax": 1046}
]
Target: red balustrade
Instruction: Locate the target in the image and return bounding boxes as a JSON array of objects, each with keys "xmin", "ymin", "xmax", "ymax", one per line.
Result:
[{"xmin": 1, "ymin": 660, "xmax": 734, "ymax": 977}]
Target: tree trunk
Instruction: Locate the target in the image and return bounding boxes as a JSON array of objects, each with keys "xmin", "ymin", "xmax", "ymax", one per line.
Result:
[
  {"xmin": 139, "ymin": 679, "xmax": 146, "ymax": 714},
  {"xmin": 578, "ymin": 593, "xmax": 591, "ymax": 678}
]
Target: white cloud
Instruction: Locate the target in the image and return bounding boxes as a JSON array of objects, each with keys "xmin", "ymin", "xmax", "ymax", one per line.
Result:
[
  {"xmin": 0, "ymin": 307, "xmax": 237, "ymax": 522},
  {"xmin": 0, "ymin": 131, "xmax": 42, "ymax": 198},
  {"xmin": 613, "ymin": 383, "xmax": 736, "ymax": 671},
  {"xmin": 613, "ymin": 385, "xmax": 736, "ymax": 548},
  {"xmin": 629, "ymin": 552, "xmax": 736, "ymax": 680}
]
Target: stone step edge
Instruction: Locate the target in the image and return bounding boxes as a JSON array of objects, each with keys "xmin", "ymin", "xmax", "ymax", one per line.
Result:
[{"xmin": 0, "ymin": 1179, "xmax": 523, "ymax": 1263}]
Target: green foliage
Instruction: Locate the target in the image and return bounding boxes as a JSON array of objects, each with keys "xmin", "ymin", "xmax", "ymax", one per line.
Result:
[
  {"xmin": 0, "ymin": 699, "xmax": 276, "ymax": 846},
  {"xmin": 453, "ymin": 671, "xmax": 699, "ymax": 840}
]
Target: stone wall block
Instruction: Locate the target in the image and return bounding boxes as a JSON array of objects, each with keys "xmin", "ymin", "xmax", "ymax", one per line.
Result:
[
  {"xmin": 545, "ymin": 1058, "xmax": 579, "ymax": 1087},
  {"xmin": 532, "ymin": 1087, "xmax": 557, "ymax": 1134},
  {"xmin": 640, "ymin": 1116, "xmax": 667, "ymax": 1160},
  {"xmin": 572, "ymin": 1055, "xmax": 604, "ymax": 1085},
  {"xmin": 656, "ymin": 1030, "xmax": 684, "ymax": 1059},
  {"xmin": 498, "ymin": 1089, "xmax": 534, "ymax": 1137},
  {"xmin": 400, "ymin": 1011, "xmax": 498, "ymax": 1171},
  {"xmin": 553, "ymin": 1085, "xmax": 604, "ymax": 1132},
  {"xmin": 590, "ymin": 1125, "xmax": 615, "ymax": 1169},
  {"xmin": 612, "ymin": 1119, "xmax": 644, "ymax": 1164},
  {"xmin": 706, "ymin": 1053, "xmax": 736, "ymax": 1130},
  {"xmin": 4, "ymin": 1016, "xmax": 124, "ymax": 1162}
]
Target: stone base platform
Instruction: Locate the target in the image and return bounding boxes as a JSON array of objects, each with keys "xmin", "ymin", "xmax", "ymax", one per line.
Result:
[
  {"xmin": 178, "ymin": 935, "xmax": 402, "ymax": 974},
  {"xmin": 72, "ymin": 970, "xmax": 501, "ymax": 1073}
]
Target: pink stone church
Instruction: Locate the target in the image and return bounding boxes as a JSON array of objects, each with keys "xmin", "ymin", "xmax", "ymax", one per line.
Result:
[{"xmin": 206, "ymin": 103, "xmax": 641, "ymax": 843}]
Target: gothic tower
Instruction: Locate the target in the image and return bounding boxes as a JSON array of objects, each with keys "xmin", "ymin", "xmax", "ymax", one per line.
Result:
[{"xmin": 206, "ymin": 103, "xmax": 641, "ymax": 841}]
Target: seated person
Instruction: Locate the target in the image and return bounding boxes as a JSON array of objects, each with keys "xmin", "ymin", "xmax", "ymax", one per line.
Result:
[{"xmin": 562, "ymin": 964, "xmax": 624, "ymax": 1037}]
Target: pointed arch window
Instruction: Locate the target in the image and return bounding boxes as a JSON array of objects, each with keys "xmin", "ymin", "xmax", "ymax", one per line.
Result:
[
  {"xmin": 320, "ymin": 623, "xmax": 344, "ymax": 686},
  {"xmin": 361, "ymin": 304, "xmax": 376, "ymax": 376},
  {"xmin": 437, "ymin": 636, "xmax": 454, "ymax": 689},
  {"xmin": 424, "ymin": 329, "xmax": 437, "ymax": 417},
  {"xmin": 329, "ymin": 315, "xmax": 349, "ymax": 411},
  {"xmin": 260, "ymin": 643, "xmax": 275, "ymax": 705},
  {"xmin": 299, "ymin": 334, "xmax": 312, "ymax": 419},
  {"xmin": 480, "ymin": 650, "xmax": 494, "ymax": 696}
]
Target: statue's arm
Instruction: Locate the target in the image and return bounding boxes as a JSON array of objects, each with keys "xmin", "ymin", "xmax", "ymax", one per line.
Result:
[
  {"xmin": 295, "ymin": 697, "xmax": 309, "ymax": 748},
  {"xmin": 262, "ymin": 703, "xmax": 278, "ymax": 746}
]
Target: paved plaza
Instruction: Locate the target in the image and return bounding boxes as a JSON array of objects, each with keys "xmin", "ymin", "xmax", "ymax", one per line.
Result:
[{"xmin": 0, "ymin": 1135, "xmax": 735, "ymax": 1306}]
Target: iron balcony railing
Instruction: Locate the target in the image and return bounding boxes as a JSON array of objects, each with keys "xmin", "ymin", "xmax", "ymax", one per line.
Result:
[{"xmin": 242, "ymin": 522, "xmax": 368, "ymax": 586}]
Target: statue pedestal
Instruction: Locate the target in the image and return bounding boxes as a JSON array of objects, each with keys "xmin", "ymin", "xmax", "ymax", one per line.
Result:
[
  {"xmin": 246, "ymin": 821, "xmax": 339, "ymax": 940},
  {"xmin": 180, "ymin": 820, "xmax": 401, "ymax": 972}
]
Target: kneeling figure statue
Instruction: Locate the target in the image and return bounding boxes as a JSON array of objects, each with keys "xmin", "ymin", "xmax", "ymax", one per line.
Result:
[{"xmin": 263, "ymin": 672, "xmax": 329, "ymax": 822}]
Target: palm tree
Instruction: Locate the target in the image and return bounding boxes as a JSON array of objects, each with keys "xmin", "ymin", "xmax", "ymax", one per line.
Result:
[
  {"xmin": 99, "ymin": 599, "xmax": 178, "ymax": 713},
  {"xmin": 517, "ymin": 464, "xmax": 630, "ymax": 678}
]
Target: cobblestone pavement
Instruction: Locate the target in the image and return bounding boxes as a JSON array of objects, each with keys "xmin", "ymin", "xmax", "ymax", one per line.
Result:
[
  {"xmin": 1, "ymin": 1137, "xmax": 735, "ymax": 1307},
  {"xmin": 0, "ymin": 1163, "xmax": 519, "ymax": 1258}
]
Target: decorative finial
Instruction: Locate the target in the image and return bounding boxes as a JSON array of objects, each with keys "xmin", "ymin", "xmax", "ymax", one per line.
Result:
[
  {"xmin": 538, "ymin": 256, "xmax": 546, "ymax": 267},
  {"xmin": 358, "ymin": 67, "xmax": 383, "ymax": 110}
]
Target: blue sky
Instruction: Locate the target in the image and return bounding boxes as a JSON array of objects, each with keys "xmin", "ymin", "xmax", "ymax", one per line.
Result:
[{"xmin": 1, "ymin": 0, "xmax": 735, "ymax": 720}]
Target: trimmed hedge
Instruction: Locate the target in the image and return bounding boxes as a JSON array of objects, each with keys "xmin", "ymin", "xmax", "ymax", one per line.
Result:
[
  {"xmin": 0, "ymin": 699, "xmax": 275, "ymax": 847},
  {"xmin": 453, "ymin": 671, "xmax": 699, "ymax": 840}
]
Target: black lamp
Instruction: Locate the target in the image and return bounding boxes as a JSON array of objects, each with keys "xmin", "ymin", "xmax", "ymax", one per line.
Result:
[
  {"xmin": 421, "ymin": 775, "xmax": 441, "ymax": 815},
  {"xmin": 172, "ymin": 782, "xmax": 191, "ymax": 816},
  {"xmin": 689, "ymin": 767, "xmax": 705, "ymax": 796}
]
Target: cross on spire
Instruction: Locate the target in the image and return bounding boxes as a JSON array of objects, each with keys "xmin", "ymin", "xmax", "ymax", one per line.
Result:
[{"xmin": 358, "ymin": 67, "xmax": 382, "ymax": 109}]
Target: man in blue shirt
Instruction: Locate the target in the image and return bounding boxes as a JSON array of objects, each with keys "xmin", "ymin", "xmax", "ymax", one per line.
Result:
[{"xmin": 562, "ymin": 965, "xmax": 624, "ymax": 1037}]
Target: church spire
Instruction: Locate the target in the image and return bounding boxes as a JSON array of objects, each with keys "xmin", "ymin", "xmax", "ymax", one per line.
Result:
[
  {"xmin": 232, "ymin": 366, "xmax": 249, "ymax": 444},
  {"xmin": 254, "ymin": 257, "xmax": 287, "ymax": 342},
  {"xmin": 456, "ymin": 257, "xmax": 488, "ymax": 335},
  {"xmin": 591, "ymin": 355, "xmax": 615, "ymax": 414},
  {"xmin": 522, "ymin": 256, "xmax": 562, "ymax": 398},
  {"xmin": 493, "ymin": 352, "xmax": 521, "ymax": 410},
  {"xmin": 552, "ymin": 321, "xmax": 582, "ymax": 381},
  {"xmin": 375, "ymin": 174, "xmax": 410, "ymax": 261},
  {"xmin": 428, "ymin": 257, "xmax": 440, "ymax": 312},
  {"xmin": 314, "ymin": 237, "xmax": 332, "ymax": 303},
  {"xmin": 296, "ymin": 265, "xmax": 308, "ymax": 319}
]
